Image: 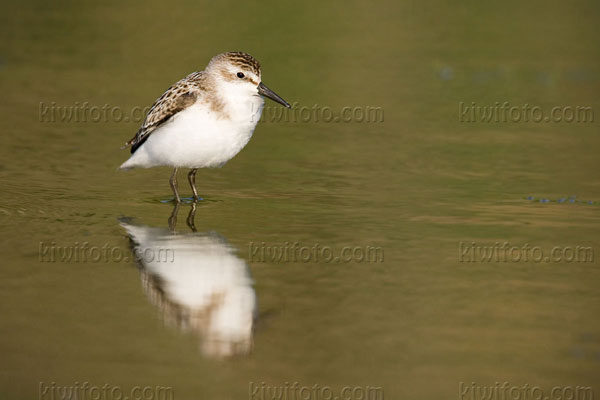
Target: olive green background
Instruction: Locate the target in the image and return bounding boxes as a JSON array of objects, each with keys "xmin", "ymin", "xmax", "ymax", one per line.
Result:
[{"xmin": 1, "ymin": 1, "xmax": 599, "ymax": 399}]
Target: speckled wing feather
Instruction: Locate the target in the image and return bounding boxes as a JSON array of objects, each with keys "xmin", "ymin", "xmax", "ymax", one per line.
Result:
[{"xmin": 123, "ymin": 71, "xmax": 206, "ymax": 154}]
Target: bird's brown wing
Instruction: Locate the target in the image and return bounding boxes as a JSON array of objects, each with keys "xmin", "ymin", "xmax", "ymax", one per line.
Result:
[{"xmin": 122, "ymin": 71, "xmax": 206, "ymax": 154}]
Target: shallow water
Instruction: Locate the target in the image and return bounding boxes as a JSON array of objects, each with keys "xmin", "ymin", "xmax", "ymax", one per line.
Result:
[{"xmin": 1, "ymin": 1, "xmax": 599, "ymax": 399}]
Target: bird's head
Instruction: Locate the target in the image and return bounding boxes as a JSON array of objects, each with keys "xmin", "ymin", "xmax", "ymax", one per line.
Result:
[{"xmin": 207, "ymin": 52, "xmax": 290, "ymax": 108}]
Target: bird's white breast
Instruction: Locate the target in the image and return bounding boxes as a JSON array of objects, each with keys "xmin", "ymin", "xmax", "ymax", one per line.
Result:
[{"xmin": 131, "ymin": 94, "xmax": 264, "ymax": 169}]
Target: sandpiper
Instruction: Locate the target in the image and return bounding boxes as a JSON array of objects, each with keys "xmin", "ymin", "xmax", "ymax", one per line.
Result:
[{"xmin": 120, "ymin": 52, "xmax": 290, "ymax": 202}]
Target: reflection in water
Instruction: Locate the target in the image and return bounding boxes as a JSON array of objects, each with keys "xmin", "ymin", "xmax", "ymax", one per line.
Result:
[{"xmin": 119, "ymin": 204, "xmax": 257, "ymax": 358}]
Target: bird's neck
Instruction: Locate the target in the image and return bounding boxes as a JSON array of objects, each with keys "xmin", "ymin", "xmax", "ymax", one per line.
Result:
[{"xmin": 216, "ymin": 89, "xmax": 264, "ymax": 124}]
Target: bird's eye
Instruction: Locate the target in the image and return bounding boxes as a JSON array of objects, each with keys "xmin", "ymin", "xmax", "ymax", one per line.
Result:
[{"xmin": 237, "ymin": 72, "xmax": 245, "ymax": 79}]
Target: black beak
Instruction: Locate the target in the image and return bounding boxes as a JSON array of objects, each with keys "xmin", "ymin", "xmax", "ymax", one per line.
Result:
[{"xmin": 258, "ymin": 82, "xmax": 291, "ymax": 108}]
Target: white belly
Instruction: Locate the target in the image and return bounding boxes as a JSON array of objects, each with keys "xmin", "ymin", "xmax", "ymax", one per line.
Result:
[{"xmin": 123, "ymin": 98, "xmax": 263, "ymax": 169}]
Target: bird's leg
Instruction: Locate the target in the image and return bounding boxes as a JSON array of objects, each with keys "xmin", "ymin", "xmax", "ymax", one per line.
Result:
[
  {"xmin": 186, "ymin": 201, "xmax": 197, "ymax": 232},
  {"xmin": 188, "ymin": 168, "xmax": 199, "ymax": 202},
  {"xmin": 170, "ymin": 168, "xmax": 181, "ymax": 203},
  {"xmin": 168, "ymin": 202, "xmax": 180, "ymax": 231}
]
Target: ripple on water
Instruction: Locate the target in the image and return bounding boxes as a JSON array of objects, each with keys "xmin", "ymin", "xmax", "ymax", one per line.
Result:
[{"xmin": 525, "ymin": 195, "xmax": 596, "ymax": 206}]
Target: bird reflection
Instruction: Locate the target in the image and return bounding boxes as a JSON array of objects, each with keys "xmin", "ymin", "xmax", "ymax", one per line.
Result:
[{"xmin": 120, "ymin": 203, "xmax": 257, "ymax": 358}]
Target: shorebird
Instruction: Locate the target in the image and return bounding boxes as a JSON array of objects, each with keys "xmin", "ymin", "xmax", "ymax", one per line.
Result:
[{"xmin": 120, "ymin": 52, "xmax": 290, "ymax": 202}]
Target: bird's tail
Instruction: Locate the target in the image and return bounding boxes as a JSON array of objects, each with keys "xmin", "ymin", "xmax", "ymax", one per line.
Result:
[
  {"xmin": 119, "ymin": 147, "xmax": 152, "ymax": 170},
  {"xmin": 119, "ymin": 157, "xmax": 136, "ymax": 170}
]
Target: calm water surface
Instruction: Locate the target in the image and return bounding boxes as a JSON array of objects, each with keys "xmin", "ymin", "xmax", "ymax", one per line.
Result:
[{"xmin": 1, "ymin": 1, "xmax": 599, "ymax": 399}]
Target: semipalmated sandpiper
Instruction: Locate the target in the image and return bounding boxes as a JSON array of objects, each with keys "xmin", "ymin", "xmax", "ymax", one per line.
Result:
[{"xmin": 120, "ymin": 52, "xmax": 290, "ymax": 202}]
